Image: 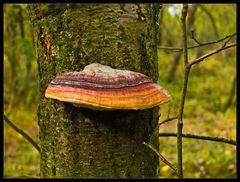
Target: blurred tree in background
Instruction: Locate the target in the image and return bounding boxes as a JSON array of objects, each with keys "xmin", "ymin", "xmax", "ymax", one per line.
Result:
[
  {"xmin": 4, "ymin": 4, "xmax": 39, "ymax": 110},
  {"xmin": 3, "ymin": 3, "xmax": 236, "ymax": 178},
  {"xmin": 4, "ymin": 4, "xmax": 40, "ymax": 177}
]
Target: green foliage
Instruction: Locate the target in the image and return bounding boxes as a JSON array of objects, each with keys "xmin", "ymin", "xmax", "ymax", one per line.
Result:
[
  {"xmin": 158, "ymin": 4, "xmax": 236, "ymax": 178},
  {"xmin": 4, "ymin": 4, "xmax": 40, "ymax": 178},
  {"xmin": 4, "ymin": 4, "xmax": 39, "ymax": 110}
]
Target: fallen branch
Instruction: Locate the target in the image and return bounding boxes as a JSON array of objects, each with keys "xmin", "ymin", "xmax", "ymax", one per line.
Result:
[
  {"xmin": 4, "ymin": 115, "xmax": 40, "ymax": 152},
  {"xmin": 159, "ymin": 132, "xmax": 236, "ymax": 146},
  {"xmin": 143, "ymin": 141, "xmax": 178, "ymax": 175}
]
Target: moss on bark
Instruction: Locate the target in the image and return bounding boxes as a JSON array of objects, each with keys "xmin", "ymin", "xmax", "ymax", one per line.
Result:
[{"xmin": 29, "ymin": 4, "xmax": 161, "ymax": 178}]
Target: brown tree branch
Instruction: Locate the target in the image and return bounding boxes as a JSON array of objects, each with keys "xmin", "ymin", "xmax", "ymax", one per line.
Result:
[
  {"xmin": 4, "ymin": 115, "xmax": 40, "ymax": 152},
  {"xmin": 143, "ymin": 141, "xmax": 178, "ymax": 176},
  {"xmin": 158, "ymin": 116, "xmax": 178, "ymax": 127},
  {"xmin": 177, "ymin": 4, "xmax": 189, "ymax": 178},
  {"xmin": 188, "ymin": 43, "xmax": 236, "ymax": 67},
  {"xmin": 159, "ymin": 133, "xmax": 236, "ymax": 146},
  {"xmin": 158, "ymin": 32, "xmax": 236, "ymax": 52},
  {"xmin": 190, "ymin": 30, "xmax": 202, "ymax": 45}
]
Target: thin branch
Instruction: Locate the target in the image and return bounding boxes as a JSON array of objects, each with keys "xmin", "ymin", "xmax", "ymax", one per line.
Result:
[
  {"xmin": 159, "ymin": 133, "xmax": 236, "ymax": 146},
  {"xmin": 190, "ymin": 30, "xmax": 202, "ymax": 45},
  {"xmin": 177, "ymin": 4, "xmax": 189, "ymax": 178},
  {"xmin": 143, "ymin": 141, "xmax": 178, "ymax": 175},
  {"xmin": 223, "ymin": 75, "xmax": 236, "ymax": 113},
  {"xmin": 158, "ymin": 32, "xmax": 236, "ymax": 52},
  {"xmin": 189, "ymin": 43, "xmax": 236, "ymax": 67},
  {"xmin": 222, "ymin": 34, "xmax": 235, "ymax": 47},
  {"xmin": 158, "ymin": 116, "xmax": 178, "ymax": 127},
  {"xmin": 4, "ymin": 115, "xmax": 40, "ymax": 152},
  {"xmin": 158, "ymin": 46, "xmax": 183, "ymax": 52}
]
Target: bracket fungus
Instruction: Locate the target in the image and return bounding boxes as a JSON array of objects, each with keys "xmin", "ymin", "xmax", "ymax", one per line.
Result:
[{"xmin": 45, "ymin": 63, "xmax": 171, "ymax": 110}]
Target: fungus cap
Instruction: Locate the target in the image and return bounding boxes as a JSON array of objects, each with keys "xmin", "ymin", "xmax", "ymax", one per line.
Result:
[{"xmin": 45, "ymin": 63, "xmax": 171, "ymax": 110}]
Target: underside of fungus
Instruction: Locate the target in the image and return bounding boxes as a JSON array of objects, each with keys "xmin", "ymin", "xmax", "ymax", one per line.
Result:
[{"xmin": 45, "ymin": 63, "xmax": 171, "ymax": 110}]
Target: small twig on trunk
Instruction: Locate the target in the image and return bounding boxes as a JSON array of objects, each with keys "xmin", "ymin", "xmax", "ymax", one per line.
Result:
[
  {"xmin": 4, "ymin": 115, "xmax": 40, "ymax": 152},
  {"xmin": 159, "ymin": 132, "xmax": 236, "ymax": 146},
  {"xmin": 143, "ymin": 141, "xmax": 178, "ymax": 176},
  {"xmin": 158, "ymin": 116, "xmax": 178, "ymax": 127}
]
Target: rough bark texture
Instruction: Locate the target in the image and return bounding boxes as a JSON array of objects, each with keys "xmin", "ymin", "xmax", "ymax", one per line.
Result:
[{"xmin": 29, "ymin": 4, "xmax": 161, "ymax": 178}]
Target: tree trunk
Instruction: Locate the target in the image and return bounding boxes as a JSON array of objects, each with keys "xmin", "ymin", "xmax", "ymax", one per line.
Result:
[
  {"xmin": 28, "ymin": 4, "xmax": 161, "ymax": 178},
  {"xmin": 5, "ymin": 5, "xmax": 18, "ymax": 110},
  {"xmin": 167, "ymin": 4, "xmax": 198, "ymax": 82}
]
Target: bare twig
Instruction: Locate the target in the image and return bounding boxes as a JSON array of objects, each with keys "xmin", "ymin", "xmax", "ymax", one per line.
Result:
[
  {"xmin": 222, "ymin": 33, "xmax": 235, "ymax": 47},
  {"xmin": 158, "ymin": 46, "xmax": 183, "ymax": 52},
  {"xmin": 4, "ymin": 115, "xmax": 40, "ymax": 152},
  {"xmin": 177, "ymin": 4, "xmax": 189, "ymax": 178},
  {"xmin": 158, "ymin": 116, "xmax": 178, "ymax": 126},
  {"xmin": 159, "ymin": 133, "xmax": 236, "ymax": 146},
  {"xmin": 189, "ymin": 43, "xmax": 236, "ymax": 67},
  {"xmin": 223, "ymin": 75, "xmax": 236, "ymax": 112},
  {"xmin": 158, "ymin": 32, "xmax": 236, "ymax": 52},
  {"xmin": 143, "ymin": 141, "xmax": 178, "ymax": 175},
  {"xmin": 190, "ymin": 30, "xmax": 202, "ymax": 45}
]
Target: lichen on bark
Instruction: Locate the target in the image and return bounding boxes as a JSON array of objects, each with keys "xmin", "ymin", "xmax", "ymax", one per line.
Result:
[{"xmin": 29, "ymin": 3, "xmax": 161, "ymax": 178}]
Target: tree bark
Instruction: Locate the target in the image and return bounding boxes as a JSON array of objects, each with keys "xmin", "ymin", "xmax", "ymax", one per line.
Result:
[{"xmin": 29, "ymin": 4, "xmax": 161, "ymax": 178}]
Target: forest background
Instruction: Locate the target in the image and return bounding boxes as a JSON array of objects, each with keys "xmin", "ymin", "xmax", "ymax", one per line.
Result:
[{"xmin": 4, "ymin": 4, "xmax": 236, "ymax": 178}]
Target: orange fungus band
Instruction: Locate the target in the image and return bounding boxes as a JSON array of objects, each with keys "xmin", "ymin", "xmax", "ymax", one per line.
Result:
[{"xmin": 45, "ymin": 63, "xmax": 171, "ymax": 110}]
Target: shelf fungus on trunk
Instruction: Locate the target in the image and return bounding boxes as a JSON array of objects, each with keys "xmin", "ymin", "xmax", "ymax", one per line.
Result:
[{"xmin": 45, "ymin": 63, "xmax": 171, "ymax": 110}]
